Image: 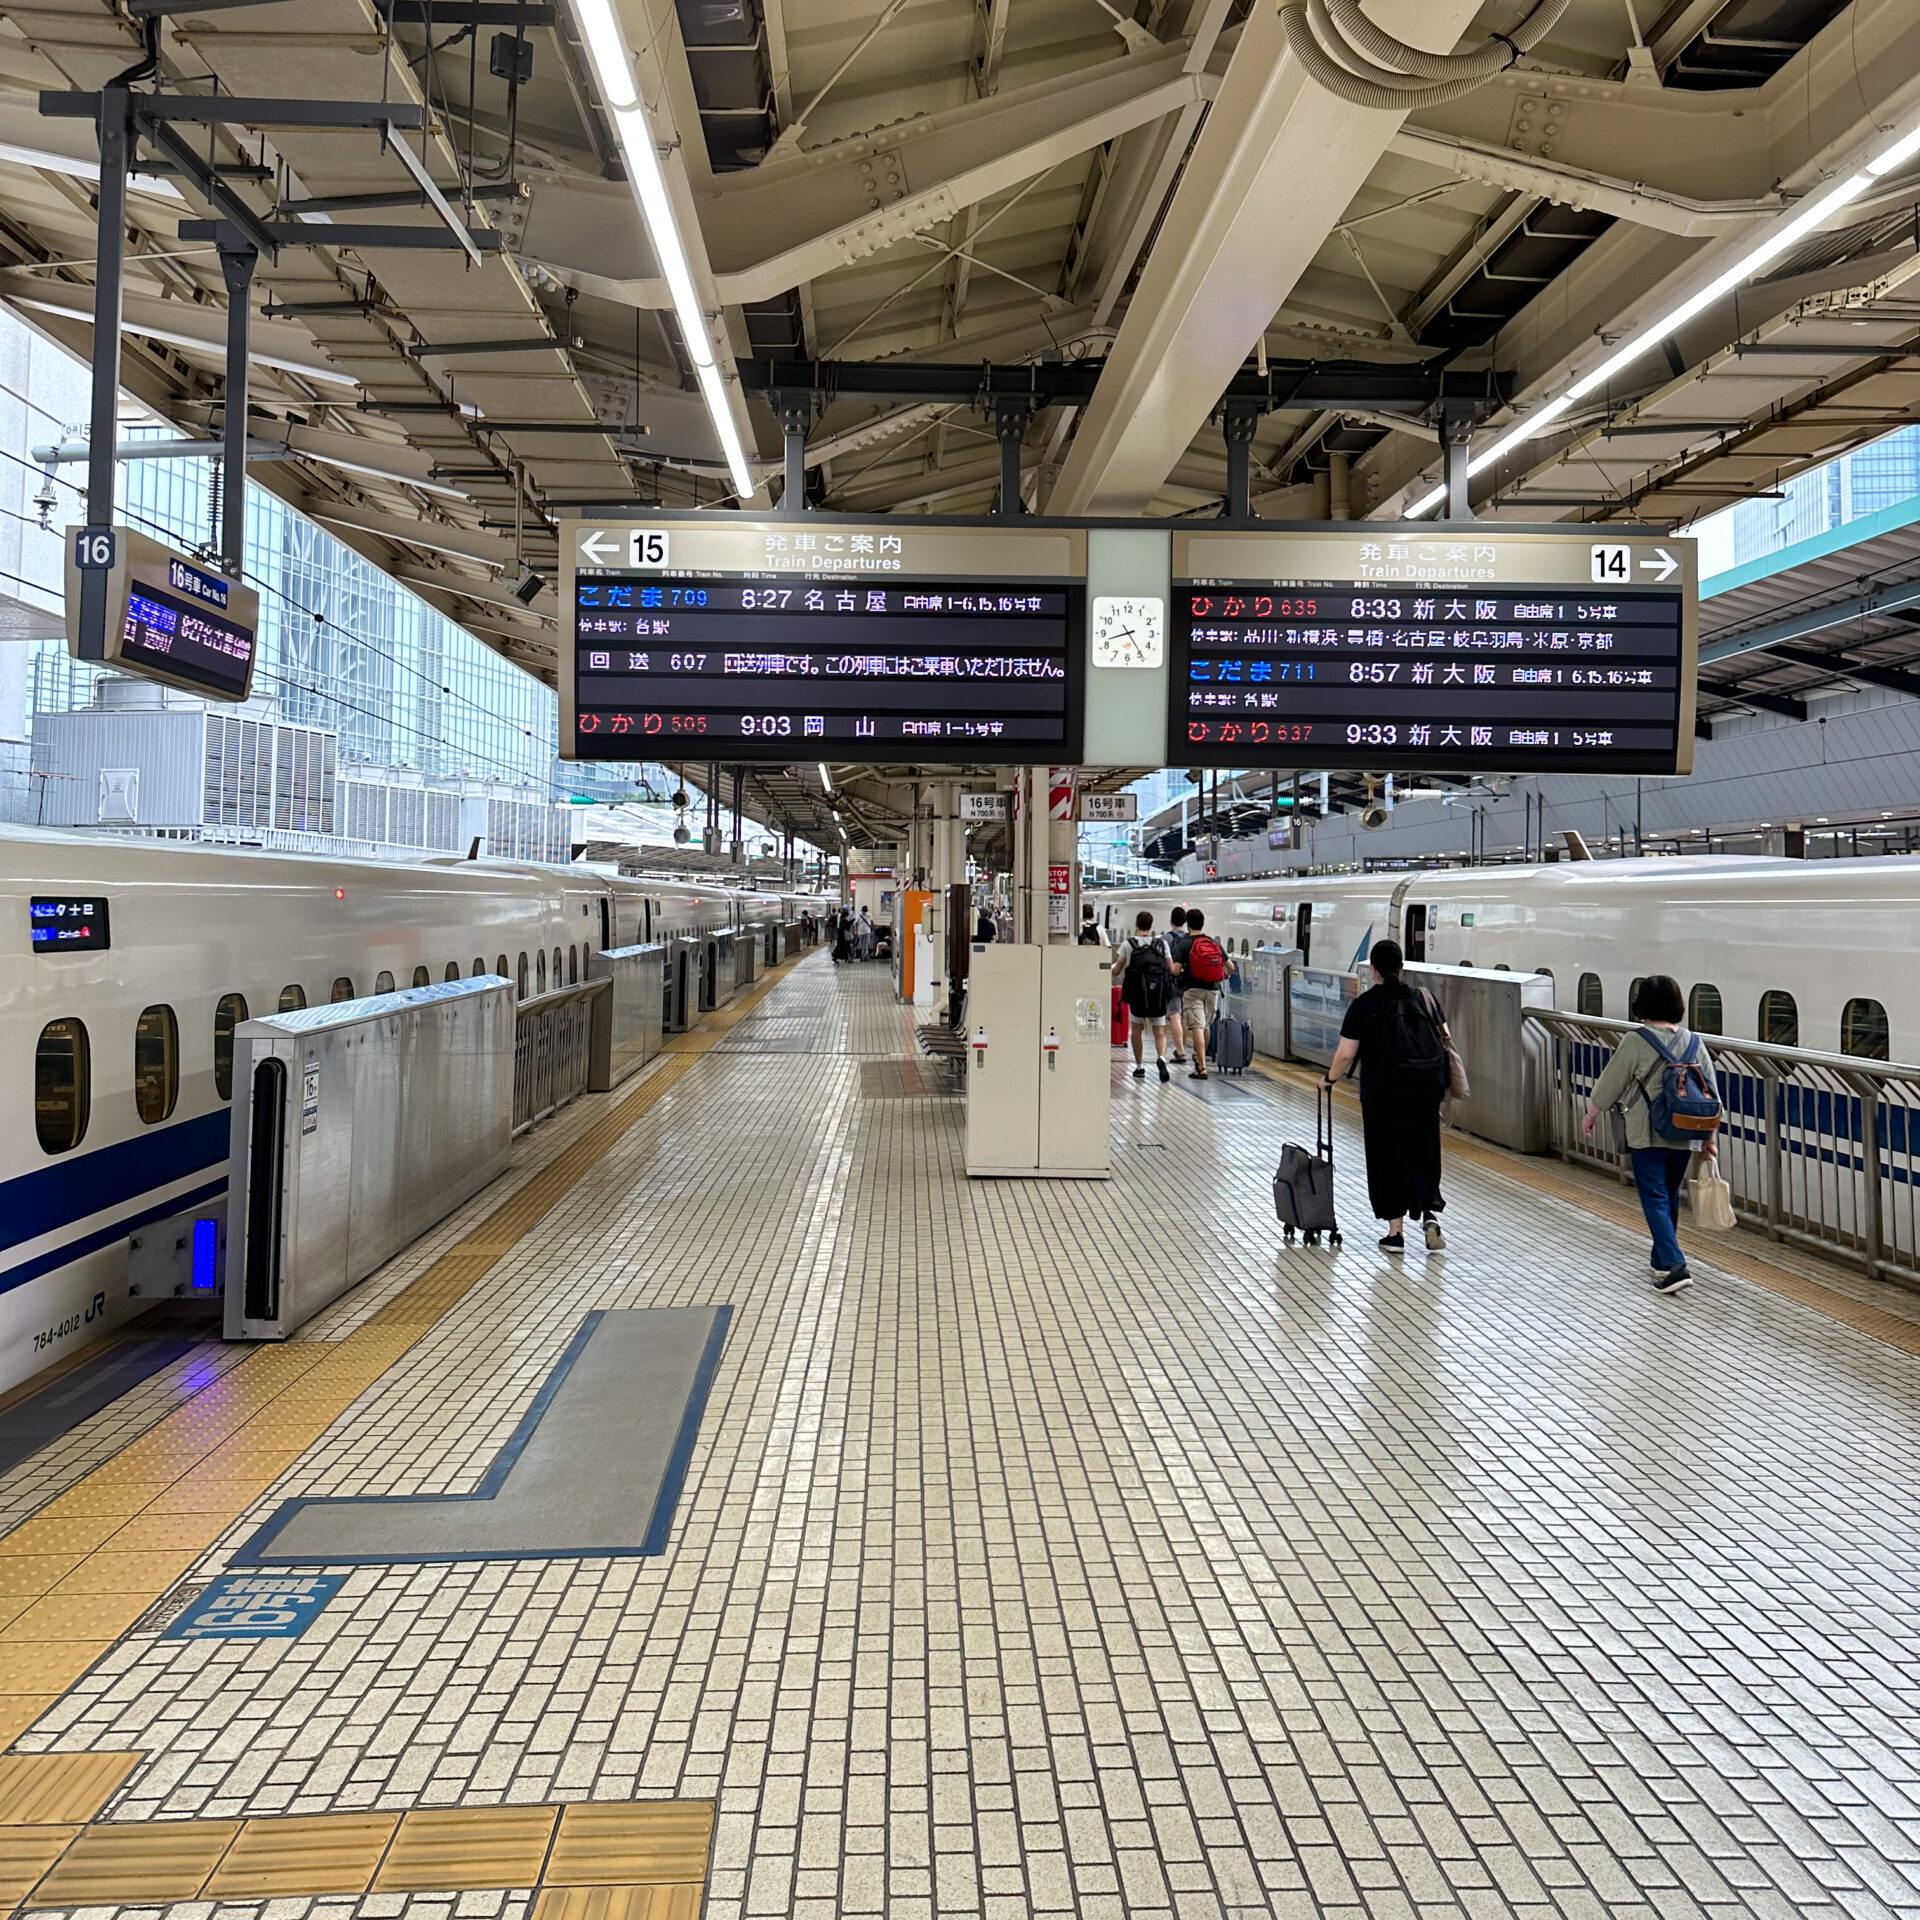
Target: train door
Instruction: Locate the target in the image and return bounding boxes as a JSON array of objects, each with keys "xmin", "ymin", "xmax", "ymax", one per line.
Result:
[
  {"xmin": 1404, "ymin": 904, "xmax": 1428, "ymax": 962},
  {"xmin": 599, "ymin": 897, "xmax": 612, "ymax": 952},
  {"xmin": 643, "ymin": 898, "xmax": 653, "ymax": 943},
  {"xmin": 1294, "ymin": 903, "xmax": 1312, "ymax": 963}
]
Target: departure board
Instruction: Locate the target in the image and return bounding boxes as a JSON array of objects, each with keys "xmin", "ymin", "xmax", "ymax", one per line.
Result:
[
  {"xmin": 64, "ymin": 529, "xmax": 259, "ymax": 703},
  {"xmin": 562, "ymin": 519, "xmax": 1084, "ymax": 763},
  {"xmin": 29, "ymin": 895, "xmax": 110, "ymax": 954},
  {"xmin": 120, "ymin": 576, "xmax": 256, "ymax": 701},
  {"xmin": 1171, "ymin": 530, "xmax": 1697, "ymax": 775}
]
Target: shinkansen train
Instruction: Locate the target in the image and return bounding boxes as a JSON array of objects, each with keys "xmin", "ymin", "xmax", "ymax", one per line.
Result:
[
  {"xmin": 2, "ymin": 824, "xmax": 824, "ymax": 1394},
  {"xmin": 1094, "ymin": 856, "xmax": 1919, "ymax": 1064}
]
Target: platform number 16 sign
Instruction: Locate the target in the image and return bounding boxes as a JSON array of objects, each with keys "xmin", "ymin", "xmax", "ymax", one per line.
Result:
[{"xmin": 1590, "ymin": 543, "xmax": 1630, "ymax": 583}]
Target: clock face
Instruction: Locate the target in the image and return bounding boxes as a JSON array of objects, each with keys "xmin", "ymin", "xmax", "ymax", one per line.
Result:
[{"xmin": 1091, "ymin": 594, "xmax": 1165, "ymax": 669}]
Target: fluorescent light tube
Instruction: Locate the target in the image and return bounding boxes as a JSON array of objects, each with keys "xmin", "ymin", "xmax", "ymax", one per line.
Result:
[
  {"xmin": 695, "ymin": 359, "xmax": 756, "ymax": 499},
  {"xmin": 1868, "ymin": 121, "xmax": 1920, "ymax": 177},
  {"xmin": 818, "ymin": 763, "xmax": 833, "ymax": 790}
]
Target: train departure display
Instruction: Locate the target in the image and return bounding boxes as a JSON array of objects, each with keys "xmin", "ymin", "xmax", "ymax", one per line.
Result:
[
  {"xmin": 119, "ymin": 574, "xmax": 256, "ymax": 701},
  {"xmin": 562, "ymin": 519, "xmax": 1084, "ymax": 763},
  {"xmin": 1171, "ymin": 530, "xmax": 1697, "ymax": 775}
]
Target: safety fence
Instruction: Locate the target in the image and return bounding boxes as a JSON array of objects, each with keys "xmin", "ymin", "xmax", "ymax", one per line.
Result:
[
  {"xmin": 1527, "ymin": 1009, "xmax": 1920, "ymax": 1287},
  {"xmin": 513, "ymin": 979, "xmax": 608, "ymax": 1135}
]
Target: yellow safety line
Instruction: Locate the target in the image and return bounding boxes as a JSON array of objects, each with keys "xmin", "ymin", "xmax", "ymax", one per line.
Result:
[
  {"xmin": 0, "ymin": 950, "xmax": 816, "ymax": 1754},
  {"xmin": 1253, "ymin": 1058, "xmax": 1920, "ymax": 1356},
  {"xmin": 0, "ymin": 1795, "xmax": 713, "ymax": 1913}
]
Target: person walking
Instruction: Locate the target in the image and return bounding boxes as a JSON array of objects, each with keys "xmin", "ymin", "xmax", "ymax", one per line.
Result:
[
  {"xmin": 1322, "ymin": 939, "xmax": 1449, "ymax": 1252},
  {"xmin": 1582, "ymin": 974, "xmax": 1722, "ymax": 1294},
  {"xmin": 1077, "ymin": 903, "xmax": 1105, "ymax": 945},
  {"xmin": 975, "ymin": 902, "xmax": 997, "ymax": 943},
  {"xmin": 1164, "ymin": 905, "xmax": 1191, "ymax": 1063},
  {"xmin": 1116, "ymin": 910, "xmax": 1175, "ymax": 1082},
  {"xmin": 855, "ymin": 908, "xmax": 874, "ymax": 960},
  {"xmin": 1177, "ymin": 909, "xmax": 1234, "ymax": 1079}
]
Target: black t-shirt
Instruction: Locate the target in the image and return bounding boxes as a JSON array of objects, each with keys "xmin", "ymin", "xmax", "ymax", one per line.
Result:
[{"xmin": 1340, "ymin": 979, "xmax": 1437, "ymax": 1104}]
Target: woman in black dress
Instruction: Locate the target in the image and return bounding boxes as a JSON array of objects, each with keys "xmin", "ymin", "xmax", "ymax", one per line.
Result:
[{"xmin": 1322, "ymin": 939, "xmax": 1450, "ymax": 1254}]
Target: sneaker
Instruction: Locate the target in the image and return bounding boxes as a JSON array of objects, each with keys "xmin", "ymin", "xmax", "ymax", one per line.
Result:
[
  {"xmin": 1131, "ymin": 1065, "xmax": 1146, "ymax": 1080},
  {"xmin": 1157, "ymin": 1059, "xmax": 1170, "ymax": 1083},
  {"xmin": 1378, "ymin": 1232, "xmax": 1405, "ymax": 1252},
  {"xmin": 1653, "ymin": 1265, "xmax": 1694, "ymax": 1294},
  {"xmin": 1424, "ymin": 1218, "xmax": 1446, "ymax": 1251}
]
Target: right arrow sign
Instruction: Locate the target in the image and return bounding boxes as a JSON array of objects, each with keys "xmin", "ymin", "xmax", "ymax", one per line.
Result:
[{"xmin": 1639, "ymin": 547, "xmax": 1679, "ymax": 582}]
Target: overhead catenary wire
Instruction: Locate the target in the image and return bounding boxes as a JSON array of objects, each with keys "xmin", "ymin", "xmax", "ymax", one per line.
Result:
[{"xmin": 1280, "ymin": 0, "xmax": 1573, "ymax": 111}]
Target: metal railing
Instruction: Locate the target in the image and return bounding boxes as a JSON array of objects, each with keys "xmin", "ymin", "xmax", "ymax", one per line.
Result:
[
  {"xmin": 1528, "ymin": 1010, "xmax": 1920, "ymax": 1288},
  {"xmin": 513, "ymin": 979, "xmax": 609, "ymax": 1136}
]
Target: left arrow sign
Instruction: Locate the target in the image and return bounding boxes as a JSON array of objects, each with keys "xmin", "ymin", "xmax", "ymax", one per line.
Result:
[{"xmin": 576, "ymin": 529, "xmax": 625, "ymax": 566}]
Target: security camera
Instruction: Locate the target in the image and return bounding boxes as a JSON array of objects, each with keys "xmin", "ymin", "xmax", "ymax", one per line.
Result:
[
  {"xmin": 510, "ymin": 567, "xmax": 547, "ymax": 606},
  {"xmin": 1359, "ymin": 803, "xmax": 1390, "ymax": 830}
]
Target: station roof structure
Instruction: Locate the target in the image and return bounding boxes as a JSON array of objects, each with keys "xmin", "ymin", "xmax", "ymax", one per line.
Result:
[{"xmin": 5, "ymin": 0, "xmax": 1920, "ymax": 845}]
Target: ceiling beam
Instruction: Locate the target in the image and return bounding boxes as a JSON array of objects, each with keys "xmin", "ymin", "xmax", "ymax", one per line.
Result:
[{"xmin": 1045, "ymin": 0, "xmax": 1484, "ymax": 514}]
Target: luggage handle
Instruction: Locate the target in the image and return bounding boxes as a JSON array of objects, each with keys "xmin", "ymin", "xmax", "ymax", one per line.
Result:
[{"xmin": 1318, "ymin": 1077, "xmax": 1336, "ymax": 1163}]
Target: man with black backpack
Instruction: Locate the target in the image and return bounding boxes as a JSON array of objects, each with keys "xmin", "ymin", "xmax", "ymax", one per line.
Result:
[
  {"xmin": 1116, "ymin": 909, "xmax": 1175, "ymax": 1082},
  {"xmin": 1321, "ymin": 939, "xmax": 1450, "ymax": 1252}
]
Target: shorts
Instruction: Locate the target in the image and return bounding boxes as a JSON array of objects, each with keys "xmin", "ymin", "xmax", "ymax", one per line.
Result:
[
  {"xmin": 1133, "ymin": 1011, "xmax": 1168, "ymax": 1033},
  {"xmin": 1182, "ymin": 987, "xmax": 1218, "ymax": 1035}
]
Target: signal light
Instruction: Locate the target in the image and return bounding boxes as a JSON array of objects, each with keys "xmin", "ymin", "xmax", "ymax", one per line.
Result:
[{"xmin": 334, "ymin": 888, "xmax": 345, "ymax": 900}]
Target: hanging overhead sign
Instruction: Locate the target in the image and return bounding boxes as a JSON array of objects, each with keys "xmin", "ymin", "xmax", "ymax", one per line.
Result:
[
  {"xmin": 561, "ymin": 518, "xmax": 1085, "ymax": 764},
  {"xmin": 63, "ymin": 526, "xmax": 259, "ymax": 704},
  {"xmin": 1078, "ymin": 792, "xmax": 1137, "ymax": 822},
  {"xmin": 1169, "ymin": 527, "xmax": 1696, "ymax": 777}
]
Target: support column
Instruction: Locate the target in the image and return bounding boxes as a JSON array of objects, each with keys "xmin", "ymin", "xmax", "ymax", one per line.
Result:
[
  {"xmin": 1222, "ymin": 402, "xmax": 1260, "ymax": 519},
  {"xmin": 1328, "ymin": 451, "xmax": 1351, "ymax": 521},
  {"xmin": 993, "ymin": 402, "xmax": 1029, "ymax": 518},
  {"xmin": 77, "ymin": 87, "xmax": 133, "ymax": 661},
  {"xmin": 1441, "ymin": 409, "xmax": 1473, "ymax": 521},
  {"xmin": 729, "ymin": 764, "xmax": 744, "ymax": 865},
  {"xmin": 776, "ymin": 393, "xmax": 810, "ymax": 515},
  {"xmin": 217, "ymin": 242, "xmax": 257, "ymax": 578}
]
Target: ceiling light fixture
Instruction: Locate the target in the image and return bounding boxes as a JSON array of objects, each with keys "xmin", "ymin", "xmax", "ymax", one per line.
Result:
[
  {"xmin": 1404, "ymin": 142, "xmax": 1902, "ymax": 518},
  {"xmin": 567, "ymin": 0, "xmax": 756, "ymax": 502},
  {"xmin": 818, "ymin": 762, "xmax": 833, "ymax": 792}
]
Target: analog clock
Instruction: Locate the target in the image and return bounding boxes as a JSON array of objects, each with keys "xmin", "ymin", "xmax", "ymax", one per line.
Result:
[{"xmin": 1090, "ymin": 594, "xmax": 1165, "ymax": 669}]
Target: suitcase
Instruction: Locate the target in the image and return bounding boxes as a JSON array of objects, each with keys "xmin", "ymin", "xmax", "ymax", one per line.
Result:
[
  {"xmin": 1273, "ymin": 1083, "xmax": 1342, "ymax": 1247},
  {"xmin": 1110, "ymin": 981, "xmax": 1129, "ymax": 1046},
  {"xmin": 1213, "ymin": 1016, "xmax": 1253, "ymax": 1074}
]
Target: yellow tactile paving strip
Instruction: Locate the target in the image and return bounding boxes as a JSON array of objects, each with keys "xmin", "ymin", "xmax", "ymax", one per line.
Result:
[
  {"xmin": 1261, "ymin": 1058, "xmax": 1920, "ymax": 1356},
  {"xmin": 0, "ymin": 952, "xmax": 810, "ymax": 1763},
  {"xmin": 0, "ymin": 1790, "xmax": 713, "ymax": 1911}
]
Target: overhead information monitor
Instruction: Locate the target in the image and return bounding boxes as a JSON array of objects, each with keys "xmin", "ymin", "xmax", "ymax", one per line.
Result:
[
  {"xmin": 64, "ymin": 526, "xmax": 259, "ymax": 703},
  {"xmin": 561, "ymin": 519, "xmax": 1084, "ymax": 763},
  {"xmin": 1171, "ymin": 528, "xmax": 1696, "ymax": 776}
]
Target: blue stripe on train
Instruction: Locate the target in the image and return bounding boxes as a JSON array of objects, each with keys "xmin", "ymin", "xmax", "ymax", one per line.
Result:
[
  {"xmin": 0, "ymin": 1177, "xmax": 230, "ymax": 1302},
  {"xmin": 0, "ymin": 1111, "xmax": 231, "ymax": 1256}
]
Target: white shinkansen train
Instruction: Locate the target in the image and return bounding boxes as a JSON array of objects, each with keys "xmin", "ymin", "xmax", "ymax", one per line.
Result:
[
  {"xmin": 2, "ymin": 824, "xmax": 823, "ymax": 1394},
  {"xmin": 1094, "ymin": 856, "xmax": 1919, "ymax": 1064}
]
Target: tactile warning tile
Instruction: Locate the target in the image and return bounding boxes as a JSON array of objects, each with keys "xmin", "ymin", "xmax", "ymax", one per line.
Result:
[
  {"xmin": 373, "ymin": 1804, "xmax": 559, "ymax": 1892},
  {"xmin": 0, "ymin": 1827, "xmax": 77, "ymax": 1907},
  {"xmin": 29, "ymin": 1817, "xmax": 241, "ymax": 1905},
  {"xmin": 202, "ymin": 1811, "xmax": 399, "ymax": 1898},
  {"xmin": 546, "ymin": 1804, "xmax": 715, "ymax": 1887},
  {"xmin": 533, "ymin": 1886, "xmax": 702, "ymax": 1920},
  {"xmin": 0, "ymin": 1751, "xmax": 140, "ymax": 1823}
]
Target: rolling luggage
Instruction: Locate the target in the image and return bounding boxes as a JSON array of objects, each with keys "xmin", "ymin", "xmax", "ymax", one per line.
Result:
[
  {"xmin": 1273, "ymin": 1082, "xmax": 1342, "ymax": 1247},
  {"xmin": 1110, "ymin": 981, "xmax": 1129, "ymax": 1046},
  {"xmin": 1213, "ymin": 1016, "xmax": 1253, "ymax": 1074}
]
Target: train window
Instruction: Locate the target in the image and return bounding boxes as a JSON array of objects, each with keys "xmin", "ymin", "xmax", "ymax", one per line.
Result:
[
  {"xmin": 552, "ymin": 946, "xmax": 563, "ymax": 988},
  {"xmin": 1577, "ymin": 973, "xmax": 1603, "ymax": 1016},
  {"xmin": 1535, "ymin": 966, "xmax": 1553, "ymax": 980},
  {"xmin": 495, "ymin": 954, "xmax": 508, "ymax": 983},
  {"xmin": 374, "ymin": 970, "xmax": 395, "ymax": 994},
  {"xmin": 331, "ymin": 976, "xmax": 355, "ymax": 1003},
  {"xmin": 1842, "ymin": 998, "xmax": 1890, "ymax": 1061},
  {"xmin": 568, "ymin": 945, "xmax": 579, "ymax": 984},
  {"xmin": 536, "ymin": 951, "xmax": 548, "ymax": 994},
  {"xmin": 214, "ymin": 993, "xmax": 248, "ymax": 1102},
  {"xmin": 35, "ymin": 1017, "xmax": 90, "ymax": 1154},
  {"xmin": 134, "ymin": 1003, "xmax": 179, "ymax": 1125},
  {"xmin": 1628, "ymin": 976, "xmax": 1644, "ymax": 1016},
  {"xmin": 1759, "ymin": 990, "xmax": 1799, "ymax": 1047},
  {"xmin": 517, "ymin": 953, "xmax": 529, "ymax": 998},
  {"xmin": 413, "ymin": 965, "xmax": 431, "ymax": 989},
  {"xmin": 1494, "ymin": 962, "xmax": 1510, "ymax": 971},
  {"xmin": 279, "ymin": 984, "xmax": 306, "ymax": 1012},
  {"xmin": 446, "ymin": 962, "xmax": 461, "ymax": 982},
  {"xmin": 1688, "ymin": 983, "xmax": 1723, "ymax": 1035}
]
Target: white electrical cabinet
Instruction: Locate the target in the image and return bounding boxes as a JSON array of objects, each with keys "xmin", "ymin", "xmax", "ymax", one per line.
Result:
[{"xmin": 965, "ymin": 944, "xmax": 1110, "ymax": 1179}]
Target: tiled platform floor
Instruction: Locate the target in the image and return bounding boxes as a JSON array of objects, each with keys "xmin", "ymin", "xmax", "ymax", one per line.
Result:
[{"xmin": 4, "ymin": 952, "xmax": 1918, "ymax": 1920}]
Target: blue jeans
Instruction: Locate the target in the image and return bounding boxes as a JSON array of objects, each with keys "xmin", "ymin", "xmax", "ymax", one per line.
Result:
[{"xmin": 1630, "ymin": 1147, "xmax": 1691, "ymax": 1271}]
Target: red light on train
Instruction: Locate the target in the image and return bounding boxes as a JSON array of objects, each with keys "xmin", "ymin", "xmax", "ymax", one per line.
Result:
[{"xmin": 334, "ymin": 888, "xmax": 345, "ymax": 900}]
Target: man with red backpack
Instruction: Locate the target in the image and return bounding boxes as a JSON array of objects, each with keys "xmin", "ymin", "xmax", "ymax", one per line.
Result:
[{"xmin": 1176, "ymin": 908, "xmax": 1234, "ymax": 1079}]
